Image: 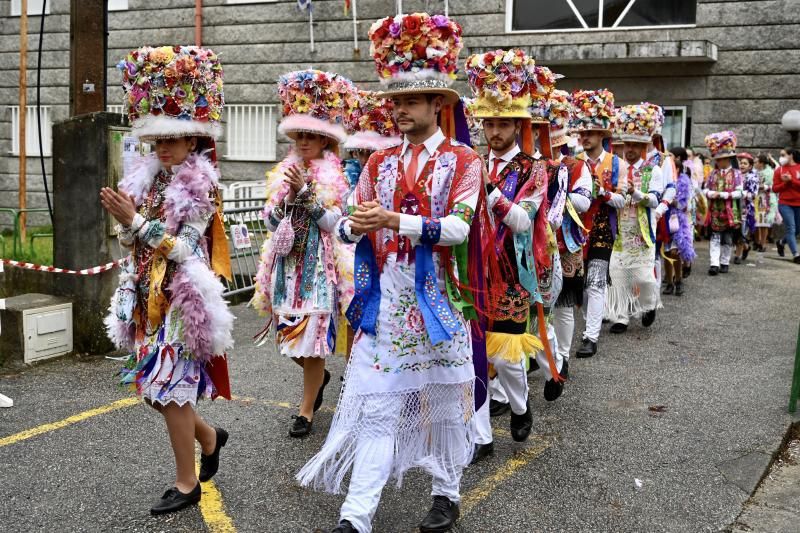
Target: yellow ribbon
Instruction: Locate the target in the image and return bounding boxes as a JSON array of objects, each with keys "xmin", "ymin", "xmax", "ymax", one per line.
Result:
[
  {"xmin": 638, "ymin": 204, "xmax": 654, "ymax": 248},
  {"xmin": 565, "ymin": 198, "xmax": 587, "ymax": 231},
  {"xmin": 210, "ymin": 192, "xmax": 233, "ymax": 281},
  {"xmin": 660, "ymin": 244, "xmax": 676, "ymax": 264},
  {"xmin": 147, "ymin": 251, "xmax": 169, "ymax": 329}
]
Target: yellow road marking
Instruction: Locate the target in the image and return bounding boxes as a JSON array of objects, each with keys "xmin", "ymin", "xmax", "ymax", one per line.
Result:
[
  {"xmin": 196, "ymin": 461, "xmax": 237, "ymax": 533},
  {"xmin": 460, "ymin": 437, "xmax": 552, "ymax": 517},
  {"xmin": 0, "ymin": 397, "xmax": 139, "ymax": 448}
]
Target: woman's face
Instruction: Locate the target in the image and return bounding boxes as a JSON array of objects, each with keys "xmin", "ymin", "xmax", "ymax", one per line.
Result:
[
  {"xmin": 739, "ymin": 158, "xmax": 752, "ymax": 172},
  {"xmin": 295, "ymin": 132, "xmax": 328, "ymax": 162},
  {"xmin": 754, "ymin": 159, "xmax": 764, "ymax": 170},
  {"xmin": 155, "ymin": 137, "xmax": 196, "ymax": 169}
]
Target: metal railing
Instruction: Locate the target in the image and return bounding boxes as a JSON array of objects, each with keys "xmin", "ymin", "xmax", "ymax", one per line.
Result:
[
  {"xmin": 220, "ymin": 199, "xmax": 267, "ymax": 297},
  {"xmin": 0, "ymin": 207, "xmax": 52, "ymax": 258}
]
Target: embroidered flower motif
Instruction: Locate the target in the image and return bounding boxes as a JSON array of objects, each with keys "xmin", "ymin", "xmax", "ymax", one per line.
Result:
[{"xmin": 406, "ymin": 305, "xmax": 425, "ymax": 334}]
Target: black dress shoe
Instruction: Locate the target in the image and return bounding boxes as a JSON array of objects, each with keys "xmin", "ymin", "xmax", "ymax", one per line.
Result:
[
  {"xmin": 314, "ymin": 369, "xmax": 331, "ymax": 412},
  {"xmin": 777, "ymin": 239, "xmax": 785, "ymax": 257},
  {"xmin": 419, "ymin": 496, "xmax": 460, "ymax": 533},
  {"xmin": 662, "ymin": 283, "xmax": 674, "ymax": 295},
  {"xmin": 543, "ymin": 378, "xmax": 563, "ymax": 402},
  {"xmin": 708, "ymin": 266, "xmax": 719, "ymax": 276},
  {"xmin": 794, "ymin": 255, "xmax": 800, "ymax": 264},
  {"xmin": 641, "ymin": 309, "xmax": 656, "ymax": 328},
  {"xmin": 720, "ymin": 264, "xmax": 729, "ymax": 274},
  {"xmin": 330, "ymin": 519, "xmax": 358, "ymax": 533},
  {"xmin": 199, "ymin": 427, "xmax": 228, "ymax": 482},
  {"xmin": 527, "ymin": 357, "xmax": 540, "ymax": 374},
  {"xmin": 674, "ymin": 281, "xmax": 684, "ymax": 296},
  {"xmin": 733, "ymin": 256, "xmax": 742, "ymax": 265},
  {"xmin": 489, "ymin": 399, "xmax": 510, "ymax": 417},
  {"xmin": 560, "ymin": 359, "xmax": 569, "ymax": 380},
  {"xmin": 609, "ymin": 322, "xmax": 628, "ymax": 334},
  {"xmin": 509, "ymin": 402, "xmax": 533, "ymax": 442},
  {"xmin": 289, "ymin": 415, "xmax": 313, "ymax": 438},
  {"xmin": 575, "ymin": 338, "xmax": 597, "ymax": 358},
  {"xmin": 150, "ymin": 483, "xmax": 201, "ymax": 515},
  {"xmin": 470, "ymin": 442, "xmax": 494, "ymax": 465}
]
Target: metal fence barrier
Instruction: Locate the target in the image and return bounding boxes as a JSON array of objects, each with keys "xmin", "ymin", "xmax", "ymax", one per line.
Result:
[{"xmin": 221, "ymin": 198, "xmax": 268, "ymax": 298}]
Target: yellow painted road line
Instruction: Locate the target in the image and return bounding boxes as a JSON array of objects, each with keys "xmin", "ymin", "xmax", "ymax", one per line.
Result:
[
  {"xmin": 196, "ymin": 462, "xmax": 237, "ymax": 533},
  {"xmin": 460, "ymin": 438, "xmax": 551, "ymax": 517},
  {"xmin": 0, "ymin": 397, "xmax": 139, "ymax": 448}
]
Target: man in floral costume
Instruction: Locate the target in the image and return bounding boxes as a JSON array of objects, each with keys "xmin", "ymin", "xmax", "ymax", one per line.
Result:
[
  {"xmin": 605, "ymin": 104, "xmax": 665, "ymax": 332},
  {"xmin": 297, "ymin": 13, "xmax": 482, "ymax": 533},
  {"xmin": 703, "ymin": 131, "xmax": 744, "ymax": 275},
  {"xmin": 573, "ymin": 89, "xmax": 627, "ymax": 357}
]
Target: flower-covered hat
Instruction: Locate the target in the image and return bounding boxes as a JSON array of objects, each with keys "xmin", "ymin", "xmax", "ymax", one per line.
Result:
[
  {"xmin": 368, "ymin": 12, "xmax": 463, "ymax": 105},
  {"xmin": 705, "ymin": 130, "xmax": 738, "ymax": 160},
  {"xmin": 569, "ymin": 88, "xmax": 615, "ymax": 135},
  {"xmin": 118, "ymin": 46, "xmax": 224, "ymax": 141},
  {"xmin": 277, "ymin": 69, "xmax": 354, "ymax": 144},
  {"xmin": 610, "ymin": 108, "xmax": 625, "ymax": 146},
  {"xmin": 528, "ymin": 65, "xmax": 558, "ymax": 124},
  {"xmin": 343, "ymin": 89, "xmax": 402, "ymax": 151},
  {"xmin": 548, "ymin": 89, "xmax": 572, "ymax": 148},
  {"xmin": 461, "ymin": 96, "xmax": 483, "ymax": 147},
  {"xmin": 464, "ymin": 49, "xmax": 534, "ymax": 119},
  {"xmin": 617, "ymin": 102, "xmax": 664, "ymax": 144}
]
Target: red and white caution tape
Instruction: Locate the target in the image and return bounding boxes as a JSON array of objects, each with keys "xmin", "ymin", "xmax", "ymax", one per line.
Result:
[{"xmin": 1, "ymin": 258, "xmax": 122, "ymax": 276}]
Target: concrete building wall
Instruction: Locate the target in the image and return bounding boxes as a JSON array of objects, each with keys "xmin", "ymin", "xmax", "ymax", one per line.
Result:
[{"xmin": 0, "ymin": 0, "xmax": 797, "ymax": 222}]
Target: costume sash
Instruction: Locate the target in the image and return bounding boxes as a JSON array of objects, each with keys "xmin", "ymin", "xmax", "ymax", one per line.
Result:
[{"xmin": 345, "ymin": 236, "xmax": 381, "ymax": 335}]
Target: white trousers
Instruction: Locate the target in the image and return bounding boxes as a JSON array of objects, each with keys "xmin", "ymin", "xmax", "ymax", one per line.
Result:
[
  {"xmin": 534, "ymin": 323, "xmax": 563, "ymax": 381},
  {"xmin": 552, "ymin": 306, "xmax": 575, "ymax": 362},
  {"xmin": 339, "ymin": 399, "xmax": 464, "ymax": 533},
  {"xmin": 486, "ymin": 356, "xmax": 529, "ymax": 415},
  {"xmin": 709, "ymin": 231, "xmax": 733, "ymax": 267},
  {"xmin": 583, "ymin": 284, "xmax": 606, "ymax": 343}
]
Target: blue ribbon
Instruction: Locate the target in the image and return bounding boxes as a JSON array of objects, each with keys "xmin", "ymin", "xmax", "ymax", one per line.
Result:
[
  {"xmin": 345, "ymin": 237, "xmax": 381, "ymax": 335},
  {"xmin": 415, "ymin": 243, "xmax": 462, "ymax": 345}
]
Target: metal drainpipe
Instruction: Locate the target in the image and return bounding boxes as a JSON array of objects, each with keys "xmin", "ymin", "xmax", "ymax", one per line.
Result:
[{"xmin": 195, "ymin": 0, "xmax": 202, "ymax": 47}]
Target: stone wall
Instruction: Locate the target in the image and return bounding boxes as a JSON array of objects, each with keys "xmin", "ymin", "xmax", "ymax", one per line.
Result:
[{"xmin": 0, "ymin": 0, "xmax": 797, "ymax": 219}]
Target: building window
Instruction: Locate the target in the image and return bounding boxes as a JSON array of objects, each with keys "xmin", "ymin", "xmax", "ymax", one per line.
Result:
[
  {"xmin": 108, "ymin": 0, "xmax": 129, "ymax": 11},
  {"xmin": 106, "ymin": 105, "xmax": 125, "ymax": 115},
  {"xmin": 224, "ymin": 104, "xmax": 277, "ymax": 161},
  {"xmin": 11, "ymin": 0, "xmax": 49, "ymax": 16},
  {"xmin": 662, "ymin": 106, "xmax": 688, "ymax": 150},
  {"xmin": 508, "ymin": 0, "xmax": 696, "ymax": 32},
  {"xmin": 8, "ymin": 106, "xmax": 52, "ymax": 157}
]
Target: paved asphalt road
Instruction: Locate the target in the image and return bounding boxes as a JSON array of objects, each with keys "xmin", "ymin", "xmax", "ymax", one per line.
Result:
[{"xmin": 1, "ymin": 241, "xmax": 799, "ymax": 533}]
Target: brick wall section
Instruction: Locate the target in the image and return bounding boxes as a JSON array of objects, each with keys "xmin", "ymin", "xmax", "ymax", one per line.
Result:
[{"xmin": 0, "ymin": 0, "xmax": 797, "ymax": 218}]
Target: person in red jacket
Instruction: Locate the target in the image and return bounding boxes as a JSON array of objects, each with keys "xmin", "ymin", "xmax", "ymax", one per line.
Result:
[{"xmin": 773, "ymin": 147, "xmax": 800, "ymax": 264}]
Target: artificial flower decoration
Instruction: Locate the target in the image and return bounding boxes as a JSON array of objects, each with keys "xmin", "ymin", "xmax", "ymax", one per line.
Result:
[
  {"xmin": 569, "ymin": 88, "xmax": 616, "ymax": 134},
  {"xmin": 548, "ymin": 89, "xmax": 573, "ymax": 147},
  {"xmin": 704, "ymin": 130, "xmax": 738, "ymax": 160},
  {"xmin": 528, "ymin": 65, "xmax": 558, "ymax": 124},
  {"xmin": 118, "ymin": 45, "xmax": 225, "ymax": 141},
  {"xmin": 464, "ymin": 48, "xmax": 534, "ymax": 119},
  {"xmin": 368, "ymin": 12, "xmax": 463, "ymax": 103},
  {"xmin": 344, "ymin": 89, "xmax": 402, "ymax": 151},
  {"xmin": 276, "ymin": 69, "xmax": 355, "ymax": 144},
  {"xmin": 616, "ymin": 102, "xmax": 665, "ymax": 143}
]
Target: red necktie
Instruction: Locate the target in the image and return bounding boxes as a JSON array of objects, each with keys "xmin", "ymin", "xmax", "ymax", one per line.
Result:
[
  {"xmin": 489, "ymin": 158, "xmax": 500, "ymax": 184},
  {"xmin": 405, "ymin": 144, "xmax": 425, "ymax": 191}
]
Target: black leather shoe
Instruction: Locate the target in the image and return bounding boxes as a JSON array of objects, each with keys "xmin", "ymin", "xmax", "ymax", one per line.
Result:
[
  {"xmin": 560, "ymin": 359, "xmax": 569, "ymax": 380},
  {"xmin": 289, "ymin": 415, "xmax": 313, "ymax": 438},
  {"xmin": 543, "ymin": 378, "xmax": 563, "ymax": 402},
  {"xmin": 199, "ymin": 427, "xmax": 228, "ymax": 482},
  {"xmin": 489, "ymin": 399, "xmax": 510, "ymax": 417},
  {"xmin": 470, "ymin": 442, "xmax": 494, "ymax": 465},
  {"xmin": 720, "ymin": 264, "xmax": 729, "ymax": 274},
  {"xmin": 609, "ymin": 322, "xmax": 628, "ymax": 334},
  {"xmin": 794, "ymin": 255, "xmax": 800, "ymax": 264},
  {"xmin": 575, "ymin": 338, "xmax": 597, "ymax": 358},
  {"xmin": 527, "ymin": 357, "xmax": 540, "ymax": 374},
  {"xmin": 708, "ymin": 266, "xmax": 719, "ymax": 276},
  {"xmin": 642, "ymin": 309, "xmax": 656, "ymax": 328},
  {"xmin": 150, "ymin": 483, "xmax": 201, "ymax": 515},
  {"xmin": 314, "ymin": 369, "xmax": 331, "ymax": 412},
  {"xmin": 419, "ymin": 496, "xmax": 460, "ymax": 533},
  {"xmin": 509, "ymin": 403, "xmax": 533, "ymax": 442},
  {"xmin": 674, "ymin": 281, "xmax": 684, "ymax": 296},
  {"xmin": 733, "ymin": 256, "xmax": 742, "ymax": 265},
  {"xmin": 330, "ymin": 519, "xmax": 358, "ymax": 533},
  {"xmin": 662, "ymin": 283, "xmax": 674, "ymax": 295}
]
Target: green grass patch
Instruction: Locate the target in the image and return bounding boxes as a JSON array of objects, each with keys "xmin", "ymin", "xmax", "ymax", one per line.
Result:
[{"xmin": 1, "ymin": 225, "xmax": 53, "ymax": 264}]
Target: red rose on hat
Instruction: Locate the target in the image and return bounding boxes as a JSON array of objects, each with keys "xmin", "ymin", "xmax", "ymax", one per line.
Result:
[
  {"xmin": 402, "ymin": 14, "xmax": 422, "ymax": 35},
  {"xmin": 163, "ymin": 97, "xmax": 182, "ymax": 116}
]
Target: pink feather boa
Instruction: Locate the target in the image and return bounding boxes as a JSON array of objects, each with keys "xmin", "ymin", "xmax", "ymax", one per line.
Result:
[{"xmin": 168, "ymin": 267, "xmax": 214, "ymax": 362}]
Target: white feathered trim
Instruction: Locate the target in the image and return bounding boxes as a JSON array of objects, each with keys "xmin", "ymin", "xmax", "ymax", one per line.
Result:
[
  {"xmin": 181, "ymin": 259, "xmax": 235, "ymax": 355},
  {"xmin": 278, "ymin": 114, "xmax": 348, "ymax": 144},
  {"xmin": 380, "ymin": 69, "xmax": 455, "ymax": 86},
  {"xmin": 119, "ymin": 152, "xmax": 161, "ymax": 206},
  {"xmin": 131, "ymin": 114, "xmax": 222, "ymax": 141},
  {"xmin": 344, "ymin": 131, "xmax": 402, "ymax": 151}
]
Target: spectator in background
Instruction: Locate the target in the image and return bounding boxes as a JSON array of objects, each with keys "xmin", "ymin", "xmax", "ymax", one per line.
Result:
[
  {"xmin": 753, "ymin": 154, "xmax": 777, "ymax": 253},
  {"xmin": 773, "ymin": 148, "xmax": 800, "ymax": 263}
]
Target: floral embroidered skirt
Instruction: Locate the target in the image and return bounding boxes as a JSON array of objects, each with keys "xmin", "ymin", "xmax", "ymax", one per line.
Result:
[{"xmin": 276, "ymin": 312, "xmax": 336, "ymax": 358}]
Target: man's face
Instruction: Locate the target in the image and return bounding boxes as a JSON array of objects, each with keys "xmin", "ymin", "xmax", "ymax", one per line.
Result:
[
  {"xmin": 580, "ymin": 130, "xmax": 603, "ymax": 152},
  {"xmin": 391, "ymin": 94, "xmax": 441, "ymax": 136},
  {"xmin": 624, "ymin": 142, "xmax": 644, "ymax": 164},
  {"xmin": 717, "ymin": 157, "xmax": 732, "ymax": 169},
  {"xmin": 482, "ymin": 118, "xmax": 519, "ymax": 154}
]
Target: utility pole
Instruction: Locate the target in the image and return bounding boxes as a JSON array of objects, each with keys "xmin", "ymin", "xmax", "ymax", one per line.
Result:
[
  {"xmin": 18, "ymin": 0, "xmax": 28, "ymax": 242},
  {"xmin": 69, "ymin": 0, "xmax": 106, "ymax": 116}
]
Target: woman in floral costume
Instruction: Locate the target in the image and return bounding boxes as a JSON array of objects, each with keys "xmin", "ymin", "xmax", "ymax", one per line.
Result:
[
  {"xmin": 252, "ymin": 69, "xmax": 352, "ymax": 438},
  {"xmin": 753, "ymin": 154, "xmax": 777, "ymax": 252},
  {"xmin": 101, "ymin": 46, "xmax": 234, "ymax": 515}
]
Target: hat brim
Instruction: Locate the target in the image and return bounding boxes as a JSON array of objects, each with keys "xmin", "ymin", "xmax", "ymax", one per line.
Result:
[
  {"xmin": 619, "ymin": 133, "xmax": 651, "ymax": 144},
  {"xmin": 571, "ymin": 126, "xmax": 613, "ymax": 138},
  {"xmin": 376, "ymin": 87, "xmax": 460, "ymax": 106},
  {"xmin": 712, "ymin": 151, "xmax": 737, "ymax": 160},
  {"xmin": 131, "ymin": 114, "xmax": 222, "ymax": 142},
  {"xmin": 344, "ymin": 131, "xmax": 402, "ymax": 151},
  {"xmin": 278, "ymin": 114, "xmax": 348, "ymax": 144}
]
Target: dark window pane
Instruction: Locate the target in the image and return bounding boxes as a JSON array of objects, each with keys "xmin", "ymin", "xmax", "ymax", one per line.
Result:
[
  {"xmin": 604, "ymin": 0, "xmax": 696, "ymax": 27},
  {"xmin": 512, "ymin": 0, "xmax": 599, "ymax": 30}
]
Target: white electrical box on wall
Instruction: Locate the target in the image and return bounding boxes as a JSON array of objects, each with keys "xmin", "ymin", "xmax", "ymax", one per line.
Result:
[{"xmin": 23, "ymin": 303, "xmax": 73, "ymax": 363}]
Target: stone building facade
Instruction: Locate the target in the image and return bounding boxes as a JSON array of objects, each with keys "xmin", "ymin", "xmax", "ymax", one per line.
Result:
[{"xmin": 0, "ymin": 0, "xmax": 797, "ymax": 219}]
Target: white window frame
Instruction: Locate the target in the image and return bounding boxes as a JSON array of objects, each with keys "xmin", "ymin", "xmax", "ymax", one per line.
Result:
[
  {"xmin": 8, "ymin": 105, "xmax": 52, "ymax": 157},
  {"xmin": 108, "ymin": 0, "xmax": 129, "ymax": 11},
  {"xmin": 224, "ymin": 104, "xmax": 278, "ymax": 162},
  {"xmin": 10, "ymin": 0, "xmax": 49, "ymax": 16},
  {"xmin": 662, "ymin": 105, "xmax": 688, "ymax": 149},
  {"xmin": 106, "ymin": 104, "xmax": 125, "ymax": 115},
  {"xmin": 504, "ymin": 0, "xmax": 697, "ymax": 34}
]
